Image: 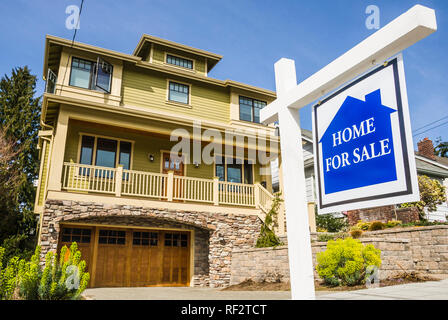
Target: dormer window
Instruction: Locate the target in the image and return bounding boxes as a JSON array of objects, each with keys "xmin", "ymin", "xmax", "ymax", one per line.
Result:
[
  {"xmin": 69, "ymin": 57, "xmax": 113, "ymax": 93},
  {"xmin": 239, "ymin": 96, "xmax": 266, "ymax": 124},
  {"xmin": 166, "ymin": 54, "xmax": 193, "ymax": 70}
]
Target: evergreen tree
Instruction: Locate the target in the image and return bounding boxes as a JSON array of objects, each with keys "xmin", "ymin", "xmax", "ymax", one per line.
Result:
[
  {"xmin": 0, "ymin": 66, "xmax": 41, "ymax": 261},
  {"xmin": 435, "ymin": 137, "xmax": 448, "ymax": 158}
]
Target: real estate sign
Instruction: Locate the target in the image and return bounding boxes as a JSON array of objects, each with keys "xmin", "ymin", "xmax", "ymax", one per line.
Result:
[{"xmin": 312, "ymin": 54, "xmax": 420, "ymax": 214}]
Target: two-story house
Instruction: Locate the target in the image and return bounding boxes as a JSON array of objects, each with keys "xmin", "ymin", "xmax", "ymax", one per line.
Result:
[{"xmin": 36, "ymin": 34, "xmax": 281, "ymax": 288}]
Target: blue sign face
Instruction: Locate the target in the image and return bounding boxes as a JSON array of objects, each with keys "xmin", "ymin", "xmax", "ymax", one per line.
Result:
[{"xmin": 319, "ymin": 89, "xmax": 397, "ymax": 195}]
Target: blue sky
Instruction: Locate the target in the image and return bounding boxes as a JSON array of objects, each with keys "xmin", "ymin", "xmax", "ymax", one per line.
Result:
[{"xmin": 0, "ymin": 0, "xmax": 447, "ymax": 148}]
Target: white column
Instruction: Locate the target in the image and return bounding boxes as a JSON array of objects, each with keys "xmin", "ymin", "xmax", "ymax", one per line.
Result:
[
  {"xmin": 275, "ymin": 58, "xmax": 315, "ymax": 300},
  {"xmin": 47, "ymin": 108, "xmax": 69, "ymax": 192}
]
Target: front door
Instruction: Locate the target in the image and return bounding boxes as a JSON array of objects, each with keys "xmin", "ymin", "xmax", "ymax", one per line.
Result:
[
  {"xmin": 162, "ymin": 152, "xmax": 185, "ymax": 200},
  {"xmin": 162, "ymin": 152, "xmax": 184, "ymax": 175}
]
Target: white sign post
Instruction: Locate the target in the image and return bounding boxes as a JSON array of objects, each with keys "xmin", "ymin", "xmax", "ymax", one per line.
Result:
[{"xmin": 261, "ymin": 5, "xmax": 437, "ymax": 300}]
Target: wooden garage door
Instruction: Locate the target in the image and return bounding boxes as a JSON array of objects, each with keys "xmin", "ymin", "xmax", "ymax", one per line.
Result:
[
  {"xmin": 59, "ymin": 226, "xmax": 191, "ymax": 287},
  {"xmin": 59, "ymin": 227, "xmax": 94, "ymax": 273}
]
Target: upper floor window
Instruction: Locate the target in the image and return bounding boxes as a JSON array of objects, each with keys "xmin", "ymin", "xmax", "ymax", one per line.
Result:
[
  {"xmin": 166, "ymin": 54, "xmax": 193, "ymax": 70},
  {"xmin": 69, "ymin": 57, "xmax": 113, "ymax": 93},
  {"xmin": 168, "ymin": 81, "xmax": 189, "ymax": 104},
  {"xmin": 239, "ymin": 96, "xmax": 266, "ymax": 124}
]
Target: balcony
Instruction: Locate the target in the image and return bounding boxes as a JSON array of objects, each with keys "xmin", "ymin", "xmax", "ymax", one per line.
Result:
[{"xmin": 61, "ymin": 162, "xmax": 274, "ymax": 213}]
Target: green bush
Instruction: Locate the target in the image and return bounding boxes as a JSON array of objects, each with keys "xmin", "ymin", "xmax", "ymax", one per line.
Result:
[
  {"xmin": 0, "ymin": 243, "xmax": 90, "ymax": 300},
  {"xmin": 256, "ymin": 193, "xmax": 283, "ymax": 248},
  {"xmin": 385, "ymin": 220, "xmax": 401, "ymax": 228},
  {"xmin": 368, "ymin": 221, "xmax": 385, "ymax": 231},
  {"xmin": 317, "ymin": 232, "xmax": 348, "ymax": 242},
  {"xmin": 316, "ymin": 238, "xmax": 381, "ymax": 286},
  {"xmin": 354, "ymin": 220, "xmax": 371, "ymax": 231},
  {"xmin": 349, "ymin": 229, "xmax": 363, "ymax": 239},
  {"xmin": 316, "ymin": 214, "xmax": 348, "ymax": 233}
]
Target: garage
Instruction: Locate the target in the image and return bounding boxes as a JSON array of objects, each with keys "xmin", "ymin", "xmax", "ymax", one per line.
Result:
[{"xmin": 59, "ymin": 225, "xmax": 191, "ymax": 287}]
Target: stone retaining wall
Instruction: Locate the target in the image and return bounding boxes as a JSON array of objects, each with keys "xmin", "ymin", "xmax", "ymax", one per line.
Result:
[
  {"xmin": 346, "ymin": 206, "xmax": 420, "ymax": 225},
  {"xmin": 40, "ymin": 199, "xmax": 261, "ymax": 288},
  {"xmin": 230, "ymin": 226, "xmax": 448, "ymax": 285}
]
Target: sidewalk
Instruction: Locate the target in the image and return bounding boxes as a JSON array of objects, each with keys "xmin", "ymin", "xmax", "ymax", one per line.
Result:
[
  {"xmin": 83, "ymin": 279, "xmax": 448, "ymax": 300},
  {"xmin": 317, "ymin": 279, "xmax": 448, "ymax": 300}
]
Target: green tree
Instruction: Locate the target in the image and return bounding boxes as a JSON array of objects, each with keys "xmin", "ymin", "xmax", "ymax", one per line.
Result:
[
  {"xmin": 0, "ymin": 66, "xmax": 41, "ymax": 261},
  {"xmin": 400, "ymin": 175, "xmax": 447, "ymax": 220},
  {"xmin": 434, "ymin": 137, "xmax": 448, "ymax": 158}
]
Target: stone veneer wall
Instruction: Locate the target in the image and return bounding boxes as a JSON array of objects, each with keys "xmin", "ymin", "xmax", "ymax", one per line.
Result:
[
  {"xmin": 346, "ymin": 205, "xmax": 420, "ymax": 225},
  {"xmin": 230, "ymin": 226, "xmax": 448, "ymax": 285},
  {"xmin": 40, "ymin": 199, "xmax": 261, "ymax": 288}
]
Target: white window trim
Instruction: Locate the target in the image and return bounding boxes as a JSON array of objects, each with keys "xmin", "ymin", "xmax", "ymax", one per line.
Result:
[{"xmin": 166, "ymin": 79, "xmax": 192, "ymax": 107}]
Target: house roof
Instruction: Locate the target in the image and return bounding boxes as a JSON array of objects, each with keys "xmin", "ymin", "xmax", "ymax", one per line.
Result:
[
  {"xmin": 414, "ymin": 153, "xmax": 448, "ymax": 178},
  {"xmin": 133, "ymin": 34, "xmax": 223, "ymax": 72},
  {"xmin": 42, "ymin": 35, "xmax": 276, "ymax": 98}
]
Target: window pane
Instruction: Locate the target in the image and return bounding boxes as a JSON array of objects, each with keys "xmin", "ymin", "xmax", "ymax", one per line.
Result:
[
  {"xmin": 80, "ymin": 136, "xmax": 95, "ymax": 164},
  {"xmin": 216, "ymin": 165, "xmax": 225, "ymax": 181},
  {"xmin": 119, "ymin": 141, "xmax": 131, "ymax": 170},
  {"xmin": 166, "ymin": 54, "xmax": 193, "ymax": 69},
  {"xmin": 244, "ymin": 160, "xmax": 253, "ymax": 184},
  {"xmin": 227, "ymin": 163, "xmax": 242, "ymax": 183},
  {"xmin": 70, "ymin": 58, "xmax": 93, "ymax": 89},
  {"xmin": 239, "ymin": 103, "xmax": 253, "ymax": 122},
  {"xmin": 169, "ymin": 91, "xmax": 188, "ymax": 104},
  {"xmin": 169, "ymin": 82, "xmax": 189, "ymax": 104},
  {"xmin": 70, "ymin": 68, "xmax": 91, "ymax": 89},
  {"xmin": 95, "ymin": 138, "xmax": 117, "ymax": 168},
  {"xmin": 95, "ymin": 59, "xmax": 113, "ymax": 93}
]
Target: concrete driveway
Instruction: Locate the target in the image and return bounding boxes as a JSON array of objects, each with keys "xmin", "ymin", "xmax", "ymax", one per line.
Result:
[{"xmin": 84, "ymin": 279, "xmax": 448, "ymax": 300}]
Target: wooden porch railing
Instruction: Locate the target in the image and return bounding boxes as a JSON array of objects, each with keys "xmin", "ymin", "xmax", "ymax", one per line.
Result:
[
  {"xmin": 62, "ymin": 162, "xmax": 275, "ymax": 210},
  {"xmin": 256, "ymin": 183, "xmax": 274, "ymax": 214}
]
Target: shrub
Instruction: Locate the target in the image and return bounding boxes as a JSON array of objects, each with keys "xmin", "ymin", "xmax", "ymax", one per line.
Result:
[
  {"xmin": 317, "ymin": 232, "xmax": 348, "ymax": 242},
  {"xmin": 368, "ymin": 221, "xmax": 385, "ymax": 231},
  {"xmin": 385, "ymin": 220, "xmax": 402, "ymax": 228},
  {"xmin": 0, "ymin": 243, "xmax": 90, "ymax": 300},
  {"xmin": 349, "ymin": 229, "xmax": 363, "ymax": 239},
  {"xmin": 355, "ymin": 220, "xmax": 371, "ymax": 231},
  {"xmin": 316, "ymin": 238, "xmax": 381, "ymax": 286},
  {"xmin": 316, "ymin": 214, "xmax": 348, "ymax": 233},
  {"xmin": 400, "ymin": 175, "xmax": 446, "ymax": 220},
  {"xmin": 256, "ymin": 193, "xmax": 283, "ymax": 248}
]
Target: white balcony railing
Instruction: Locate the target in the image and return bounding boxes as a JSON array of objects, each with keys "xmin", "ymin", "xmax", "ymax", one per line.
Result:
[{"xmin": 62, "ymin": 162, "xmax": 273, "ymax": 210}]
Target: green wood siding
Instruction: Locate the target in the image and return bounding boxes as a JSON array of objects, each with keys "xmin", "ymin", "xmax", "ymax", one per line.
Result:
[
  {"xmin": 152, "ymin": 44, "xmax": 207, "ymax": 75},
  {"xmin": 121, "ymin": 65, "xmax": 230, "ymax": 123}
]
